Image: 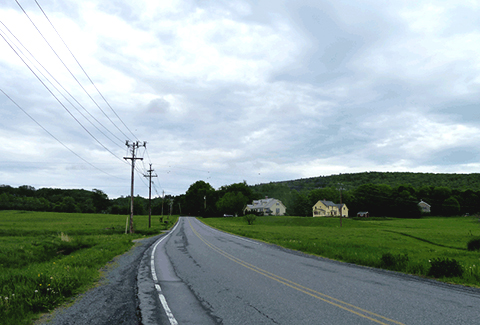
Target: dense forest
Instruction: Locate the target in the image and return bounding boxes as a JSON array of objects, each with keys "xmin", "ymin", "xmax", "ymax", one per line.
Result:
[
  {"xmin": 0, "ymin": 184, "xmax": 183, "ymax": 216},
  {"xmin": 2, "ymin": 172, "xmax": 480, "ymax": 218},
  {"xmin": 272, "ymin": 172, "xmax": 480, "ymax": 192}
]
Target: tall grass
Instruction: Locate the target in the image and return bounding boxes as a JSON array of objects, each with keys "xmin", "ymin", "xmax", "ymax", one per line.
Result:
[
  {"xmin": 201, "ymin": 216, "xmax": 480, "ymax": 287},
  {"xmin": 0, "ymin": 210, "xmax": 177, "ymax": 325}
]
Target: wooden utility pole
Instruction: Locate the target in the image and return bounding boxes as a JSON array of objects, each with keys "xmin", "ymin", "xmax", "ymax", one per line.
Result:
[
  {"xmin": 338, "ymin": 183, "xmax": 344, "ymax": 228},
  {"xmin": 144, "ymin": 163, "xmax": 157, "ymax": 228},
  {"xmin": 124, "ymin": 140, "xmax": 146, "ymax": 234},
  {"xmin": 161, "ymin": 190, "xmax": 164, "ymax": 216}
]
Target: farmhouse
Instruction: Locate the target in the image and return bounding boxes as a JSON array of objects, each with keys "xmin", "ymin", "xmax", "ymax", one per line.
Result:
[
  {"xmin": 312, "ymin": 199, "xmax": 348, "ymax": 217},
  {"xmin": 244, "ymin": 197, "xmax": 286, "ymax": 216},
  {"xmin": 418, "ymin": 200, "xmax": 431, "ymax": 213}
]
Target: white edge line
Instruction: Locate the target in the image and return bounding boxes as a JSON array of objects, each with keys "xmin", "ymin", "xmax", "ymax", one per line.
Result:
[
  {"xmin": 150, "ymin": 219, "xmax": 181, "ymax": 325},
  {"xmin": 159, "ymin": 293, "xmax": 178, "ymax": 325}
]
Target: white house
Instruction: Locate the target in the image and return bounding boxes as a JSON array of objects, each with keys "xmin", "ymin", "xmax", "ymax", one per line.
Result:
[
  {"xmin": 244, "ymin": 197, "xmax": 286, "ymax": 216},
  {"xmin": 418, "ymin": 200, "xmax": 431, "ymax": 213}
]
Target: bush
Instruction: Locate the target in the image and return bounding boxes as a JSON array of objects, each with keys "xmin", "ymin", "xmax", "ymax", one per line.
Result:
[
  {"xmin": 244, "ymin": 214, "xmax": 257, "ymax": 225},
  {"xmin": 380, "ymin": 253, "xmax": 409, "ymax": 270},
  {"xmin": 428, "ymin": 258, "xmax": 463, "ymax": 278},
  {"xmin": 467, "ymin": 238, "xmax": 480, "ymax": 251}
]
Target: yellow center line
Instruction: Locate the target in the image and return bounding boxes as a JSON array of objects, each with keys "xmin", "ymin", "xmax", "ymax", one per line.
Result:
[{"xmin": 188, "ymin": 218, "xmax": 405, "ymax": 325}]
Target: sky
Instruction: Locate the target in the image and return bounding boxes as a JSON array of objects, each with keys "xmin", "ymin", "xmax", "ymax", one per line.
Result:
[{"xmin": 1, "ymin": 0, "xmax": 480, "ymax": 199}]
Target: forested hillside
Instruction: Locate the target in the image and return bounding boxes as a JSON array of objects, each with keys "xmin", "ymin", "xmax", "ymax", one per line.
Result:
[
  {"xmin": 251, "ymin": 172, "xmax": 480, "ymax": 217},
  {"xmin": 271, "ymin": 172, "xmax": 480, "ymax": 192}
]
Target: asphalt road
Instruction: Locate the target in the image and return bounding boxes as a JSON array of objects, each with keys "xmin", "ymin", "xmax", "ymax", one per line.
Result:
[{"xmin": 143, "ymin": 217, "xmax": 480, "ymax": 325}]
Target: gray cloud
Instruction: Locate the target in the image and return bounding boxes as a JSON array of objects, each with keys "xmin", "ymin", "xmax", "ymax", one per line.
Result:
[{"xmin": 1, "ymin": 0, "xmax": 480, "ymax": 197}]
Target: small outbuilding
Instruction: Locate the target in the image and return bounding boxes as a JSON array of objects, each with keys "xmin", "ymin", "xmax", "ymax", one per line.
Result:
[
  {"xmin": 357, "ymin": 211, "xmax": 369, "ymax": 218},
  {"xmin": 418, "ymin": 200, "xmax": 431, "ymax": 213}
]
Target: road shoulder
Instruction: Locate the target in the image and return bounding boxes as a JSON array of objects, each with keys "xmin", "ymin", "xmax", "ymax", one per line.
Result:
[{"xmin": 35, "ymin": 234, "xmax": 162, "ymax": 325}]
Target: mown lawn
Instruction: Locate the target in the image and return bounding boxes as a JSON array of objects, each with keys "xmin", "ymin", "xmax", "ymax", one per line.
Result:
[
  {"xmin": 201, "ymin": 216, "xmax": 480, "ymax": 287},
  {"xmin": 0, "ymin": 210, "xmax": 177, "ymax": 325}
]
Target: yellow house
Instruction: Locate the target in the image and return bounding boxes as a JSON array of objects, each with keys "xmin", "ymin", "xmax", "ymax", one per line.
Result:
[{"xmin": 312, "ymin": 200, "xmax": 348, "ymax": 217}]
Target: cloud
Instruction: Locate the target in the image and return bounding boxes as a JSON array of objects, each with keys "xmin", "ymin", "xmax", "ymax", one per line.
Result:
[{"xmin": 1, "ymin": 0, "xmax": 480, "ymax": 197}]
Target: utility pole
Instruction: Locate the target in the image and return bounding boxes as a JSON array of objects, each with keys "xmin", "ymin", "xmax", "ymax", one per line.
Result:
[
  {"xmin": 338, "ymin": 183, "xmax": 344, "ymax": 228},
  {"xmin": 161, "ymin": 190, "xmax": 164, "ymax": 216},
  {"xmin": 124, "ymin": 140, "xmax": 146, "ymax": 234},
  {"xmin": 144, "ymin": 163, "xmax": 157, "ymax": 228}
]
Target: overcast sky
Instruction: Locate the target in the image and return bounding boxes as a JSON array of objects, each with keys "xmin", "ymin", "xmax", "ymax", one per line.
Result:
[{"xmin": 1, "ymin": 0, "xmax": 480, "ymax": 198}]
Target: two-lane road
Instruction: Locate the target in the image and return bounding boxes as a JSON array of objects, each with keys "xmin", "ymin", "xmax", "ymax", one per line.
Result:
[{"xmin": 144, "ymin": 217, "xmax": 480, "ymax": 324}]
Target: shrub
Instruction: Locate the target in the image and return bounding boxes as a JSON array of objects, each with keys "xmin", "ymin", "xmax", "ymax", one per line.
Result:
[
  {"xmin": 244, "ymin": 214, "xmax": 257, "ymax": 225},
  {"xmin": 380, "ymin": 253, "xmax": 409, "ymax": 270},
  {"xmin": 467, "ymin": 238, "xmax": 480, "ymax": 251},
  {"xmin": 428, "ymin": 258, "xmax": 463, "ymax": 278}
]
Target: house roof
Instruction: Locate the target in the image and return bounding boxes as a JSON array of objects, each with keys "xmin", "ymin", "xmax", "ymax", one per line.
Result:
[
  {"xmin": 316, "ymin": 200, "xmax": 346, "ymax": 209},
  {"xmin": 246, "ymin": 198, "xmax": 283, "ymax": 210},
  {"xmin": 418, "ymin": 200, "xmax": 431, "ymax": 207},
  {"xmin": 320, "ymin": 200, "xmax": 336, "ymax": 207}
]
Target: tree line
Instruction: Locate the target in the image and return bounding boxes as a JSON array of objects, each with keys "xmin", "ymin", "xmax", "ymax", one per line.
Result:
[
  {"xmin": 252, "ymin": 182, "xmax": 479, "ymax": 217},
  {"xmin": 276, "ymin": 172, "xmax": 480, "ymax": 193},
  {"xmin": 3, "ymin": 170, "xmax": 480, "ymax": 217}
]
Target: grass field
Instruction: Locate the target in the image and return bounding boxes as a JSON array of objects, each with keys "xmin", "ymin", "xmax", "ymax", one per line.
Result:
[
  {"xmin": 0, "ymin": 210, "xmax": 177, "ymax": 325},
  {"xmin": 201, "ymin": 216, "xmax": 480, "ymax": 287}
]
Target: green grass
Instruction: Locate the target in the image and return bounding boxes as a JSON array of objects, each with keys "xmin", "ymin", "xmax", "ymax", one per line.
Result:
[
  {"xmin": 0, "ymin": 210, "xmax": 178, "ymax": 325},
  {"xmin": 201, "ymin": 216, "xmax": 480, "ymax": 287}
]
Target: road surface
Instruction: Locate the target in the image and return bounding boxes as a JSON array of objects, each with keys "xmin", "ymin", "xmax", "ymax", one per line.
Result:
[{"xmin": 139, "ymin": 217, "xmax": 480, "ymax": 324}]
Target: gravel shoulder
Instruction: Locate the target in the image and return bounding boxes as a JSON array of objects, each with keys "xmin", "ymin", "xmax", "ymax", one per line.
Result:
[{"xmin": 35, "ymin": 234, "xmax": 163, "ymax": 325}]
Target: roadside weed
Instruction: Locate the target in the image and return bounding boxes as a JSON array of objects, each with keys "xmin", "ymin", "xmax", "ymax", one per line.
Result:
[{"xmin": 0, "ymin": 211, "xmax": 178, "ymax": 324}]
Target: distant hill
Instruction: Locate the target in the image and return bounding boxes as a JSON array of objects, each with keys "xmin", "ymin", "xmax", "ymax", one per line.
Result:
[{"xmin": 261, "ymin": 172, "xmax": 480, "ymax": 192}]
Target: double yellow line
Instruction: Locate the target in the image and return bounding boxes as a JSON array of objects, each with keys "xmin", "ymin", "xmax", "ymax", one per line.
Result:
[{"xmin": 188, "ymin": 219, "xmax": 404, "ymax": 325}]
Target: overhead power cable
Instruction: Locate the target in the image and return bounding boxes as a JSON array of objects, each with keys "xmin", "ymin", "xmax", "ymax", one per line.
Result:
[
  {"xmin": 0, "ymin": 31, "xmax": 126, "ymax": 165},
  {"xmin": 0, "ymin": 88, "xmax": 122, "ymax": 179},
  {"xmin": 14, "ymin": 0, "xmax": 135, "ymax": 143},
  {"xmin": 152, "ymin": 181, "xmax": 163, "ymax": 197},
  {"xmin": 0, "ymin": 21, "xmax": 124, "ymax": 150},
  {"xmin": 33, "ymin": 0, "xmax": 138, "ymax": 142}
]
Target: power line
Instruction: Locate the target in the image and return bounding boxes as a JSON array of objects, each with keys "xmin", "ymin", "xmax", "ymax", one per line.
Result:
[
  {"xmin": 33, "ymin": 0, "xmax": 137, "ymax": 142},
  {"xmin": 14, "ymin": 0, "xmax": 134, "ymax": 144},
  {"xmin": 0, "ymin": 88, "xmax": 122, "ymax": 179},
  {"xmin": 0, "ymin": 31, "xmax": 126, "ymax": 164},
  {"xmin": 0, "ymin": 21, "xmax": 124, "ymax": 150}
]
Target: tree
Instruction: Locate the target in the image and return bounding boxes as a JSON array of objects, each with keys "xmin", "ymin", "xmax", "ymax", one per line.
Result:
[
  {"xmin": 218, "ymin": 181, "xmax": 254, "ymax": 199},
  {"xmin": 216, "ymin": 192, "xmax": 248, "ymax": 216},
  {"xmin": 289, "ymin": 191, "xmax": 310, "ymax": 216},
  {"xmin": 307, "ymin": 187, "xmax": 340, "ymax": 208},
  {"xmin": 17, "ymin": 185, "xmax": 36, "ymax": 197},
  {"xmin": 184, "ymin": 181, "xmax": 215, "ymax": 216},
  {"xmin": 442, "ymin": 196, "xmax": 461, "ymax": 216},
  {"xmin": 352, "ymin": 184, "xmax": 393, "ymax": 217},
  {"xmin": 133, "ymin": 196, "xmax": 146, "ymax": 215},
  {"xmin": 391, "ymin": 192, "xmax": 422, "ymax": 218},
  {"xmin": 92, "ymin": 189, "xmax": 109, "ymax": 213},
  {"xmin": 57, "ymin": 196, "xmax": 80, "ymax": 213}
]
